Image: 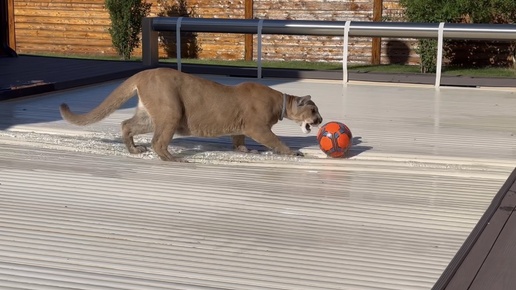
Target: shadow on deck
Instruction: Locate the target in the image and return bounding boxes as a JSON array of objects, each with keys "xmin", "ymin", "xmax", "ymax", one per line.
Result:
[{"xmin": 0, "ymin": 55, "xmax": 147, "ymax": 101}]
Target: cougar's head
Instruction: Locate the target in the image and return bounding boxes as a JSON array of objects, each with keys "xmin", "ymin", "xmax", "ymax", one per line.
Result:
[{"xmin": 289, "ymin": 95, "xmax": 323, "ymax": 134}]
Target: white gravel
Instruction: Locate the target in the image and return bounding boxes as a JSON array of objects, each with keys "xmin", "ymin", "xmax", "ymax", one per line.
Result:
[{"xmin": 0, "ymin": 130, "xmax": 324, "ymax": 164}]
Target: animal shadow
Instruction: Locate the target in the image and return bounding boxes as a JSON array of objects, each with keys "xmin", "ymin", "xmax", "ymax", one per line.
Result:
[
  {"xmin": 100, "ymin": 134, "xmax": 371, "ymax": 159},
  {"xmin": 170, "ymin": 135, "xmax": 319, "ymax": 156}
]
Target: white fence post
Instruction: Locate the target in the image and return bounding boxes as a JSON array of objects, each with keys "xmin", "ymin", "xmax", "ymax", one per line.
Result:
[
  {"xmin": 343, "ymin": 21, "xmax": 351, "ymax": 87},
  {"xmin": 435, "ymin": 22, "xmax": 445, "ymax": 88},
  {"xmin": 176, "ymin": 17, "xmax": 184, "ymax": 72},
  {"xmin": 257, "ymin": 19, "xmax": 264, "ymax": 79}
]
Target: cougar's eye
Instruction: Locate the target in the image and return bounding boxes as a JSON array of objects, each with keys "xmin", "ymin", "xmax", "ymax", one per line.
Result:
[{"xmin": 311, "ymin": 108, "xmax": 317, "ymax": 114}]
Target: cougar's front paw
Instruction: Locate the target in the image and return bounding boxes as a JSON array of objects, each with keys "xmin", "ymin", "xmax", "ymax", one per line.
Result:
[
  {"xmin": 234, "ymin": 145, "xmax": 250, "ymax": 153},
  {"xmin": 129, "ymin": 145, "xmax": 148, "ymax": 154}
]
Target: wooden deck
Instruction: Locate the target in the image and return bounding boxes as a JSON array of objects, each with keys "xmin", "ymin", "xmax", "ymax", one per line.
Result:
[
  {"xmin": 2, "ymin": 54, "xmax": 516, "ymax": 289},
  {"xmin": 3, "ymin": 75, "xmax": 516, "ymax": 289}
]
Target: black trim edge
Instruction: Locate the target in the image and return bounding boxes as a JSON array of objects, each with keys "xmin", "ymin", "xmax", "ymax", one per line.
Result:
[{"xmin": 432, "ymin": 167, "xmax": 516, "ymax": 290}]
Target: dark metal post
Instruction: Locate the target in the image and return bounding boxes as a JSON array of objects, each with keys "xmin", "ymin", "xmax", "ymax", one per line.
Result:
[
  {"xmin": 142, "ymin": 17, "xmax": 159, "ymax": 66},
  {"xmin": 0, "ymin": 0, "xmax": 17, "ymax": 57}
]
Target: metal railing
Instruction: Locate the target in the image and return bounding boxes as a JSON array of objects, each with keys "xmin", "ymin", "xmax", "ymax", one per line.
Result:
[{"xmin": 142, "ymin": 17, "xmax": 516, "ymax": 87}]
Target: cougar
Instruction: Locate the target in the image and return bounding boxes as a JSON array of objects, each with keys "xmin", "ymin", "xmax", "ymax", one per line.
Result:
[{"xmin": 60, "ymin": 68, "xmax": 323, "ymax": 161}]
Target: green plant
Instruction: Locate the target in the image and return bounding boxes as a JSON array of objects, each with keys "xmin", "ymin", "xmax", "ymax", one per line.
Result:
[
  {"xmin": 399, "ymin": 0, "xmax": 516, "ymax": 72},
  {"xmin": 105, "ymin": 0, "xmax": 152, "ymax": 60},
  {"xmin": 416, "ymin": 39, "xmax": 438, "ymax": 73},
  {"xmin": 399, "ymin": 0, "xmax": 456, "ymax": 73}
]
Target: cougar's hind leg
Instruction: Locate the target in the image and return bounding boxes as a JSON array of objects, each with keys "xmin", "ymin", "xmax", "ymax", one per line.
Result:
[
  {"xmin": 121, "ymin": 108, "xmax": 153, "ymax": 154},
  {"xmin": 145, "ymin": 92, "xmax": 186, "ymax": 162},
  {"xmin": 151, "ymin": 120, "xmax": 186, "ymax": 162},
  {"xmin": 232, "ymin": 135, "xmax": 249, "ymax": 153}
]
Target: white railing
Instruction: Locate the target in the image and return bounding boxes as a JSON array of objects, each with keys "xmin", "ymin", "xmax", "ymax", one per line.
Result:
[{"xmin": 142, "ymin": 17, "xmax": 516, "ymax": 88}]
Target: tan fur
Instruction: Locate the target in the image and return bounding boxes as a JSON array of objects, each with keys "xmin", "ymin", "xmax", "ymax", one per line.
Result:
[{"xmin": 60, "ymin": 68, "xmax": 323, "ymax": 161}]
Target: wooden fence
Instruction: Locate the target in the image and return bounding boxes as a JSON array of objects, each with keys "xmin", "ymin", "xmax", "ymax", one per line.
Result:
[{"xmin": 13, "ymin": 0, "xmax": 417, "ymax": 64}]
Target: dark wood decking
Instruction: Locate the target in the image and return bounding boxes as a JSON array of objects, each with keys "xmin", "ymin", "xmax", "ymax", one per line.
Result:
[
  {"xmin": 433, "ymin": 168, "xmax": 516, "ymax": 290},
  {"xmin": 2, "ymin": 55, "xmax": 515, "ymax": 101},
  {"xmin": 0, "ymin": 55, "xmax": 148, "ymax": 101}
]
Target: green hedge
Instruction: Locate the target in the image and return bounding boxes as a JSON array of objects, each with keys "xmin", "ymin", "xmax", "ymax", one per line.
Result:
[{"xmin": 399, "ymin": 0, "xmax": 516, "ymax": 72}]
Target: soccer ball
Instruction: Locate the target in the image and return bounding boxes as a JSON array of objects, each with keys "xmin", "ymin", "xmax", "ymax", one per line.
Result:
[{"xmin": 317, "ymin": 121, "xmax": 353, "ymax": 158}]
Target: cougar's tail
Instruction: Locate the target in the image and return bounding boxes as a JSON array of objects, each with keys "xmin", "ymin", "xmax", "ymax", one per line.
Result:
[{"xmin": 59, "ymin": 77, "xmax": 138, "ymax": 126}]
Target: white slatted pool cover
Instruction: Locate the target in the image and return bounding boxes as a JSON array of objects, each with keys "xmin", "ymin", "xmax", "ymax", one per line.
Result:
[{"xmin": 1, "ymin": 76, "xmax": 515, "ymax": 289}]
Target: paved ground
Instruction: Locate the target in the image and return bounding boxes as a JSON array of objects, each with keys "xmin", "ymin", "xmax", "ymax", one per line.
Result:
[{"xmin": 0, "ymin": 75, "xmax": 515, "ymax": 289}]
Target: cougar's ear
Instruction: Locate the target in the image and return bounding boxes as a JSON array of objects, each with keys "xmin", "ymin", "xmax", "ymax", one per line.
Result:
[{"xmin": 297, "ymin": 95, "xmax": 312, "ymax": 106}]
